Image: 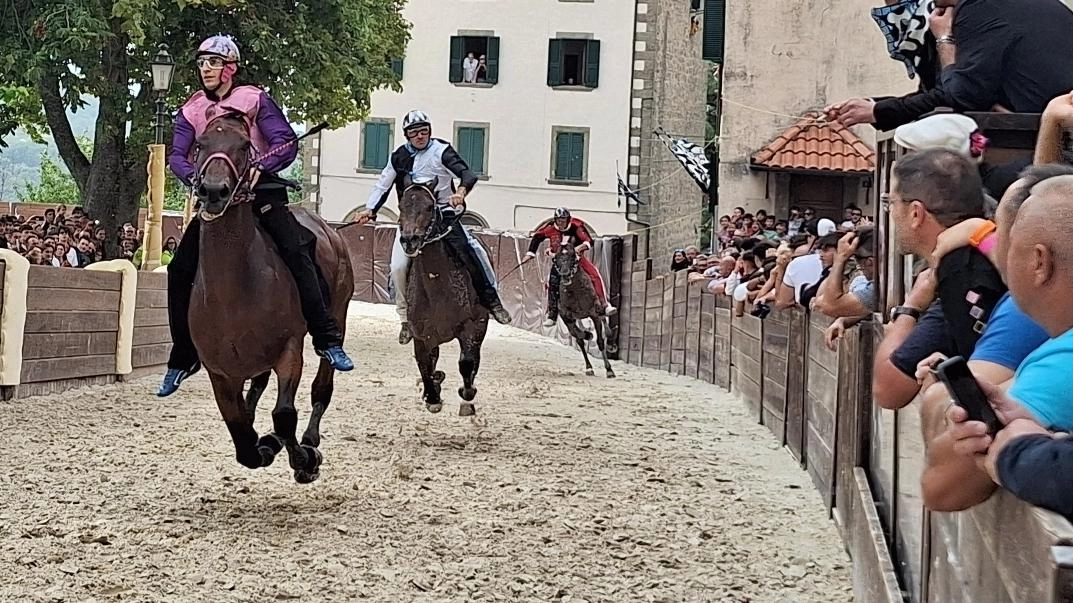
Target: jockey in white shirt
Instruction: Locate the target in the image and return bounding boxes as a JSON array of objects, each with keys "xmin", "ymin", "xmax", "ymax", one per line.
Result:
[{"xmin": 353, "ymin": 110, "xmax": 511, "ymax": 344}]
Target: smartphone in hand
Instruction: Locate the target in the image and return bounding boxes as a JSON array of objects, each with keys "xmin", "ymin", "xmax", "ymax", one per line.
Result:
[{"xmin": 934, "ymin": 355, "xmax": 1004, "ymax": 435}]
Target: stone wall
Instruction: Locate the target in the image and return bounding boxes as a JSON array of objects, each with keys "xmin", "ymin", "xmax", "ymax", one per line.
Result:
[{"xmin": 628, "ymin": 0, "xmax": 709, "ymax": 262}]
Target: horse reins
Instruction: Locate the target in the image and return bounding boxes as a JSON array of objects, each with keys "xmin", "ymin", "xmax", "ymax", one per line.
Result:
[{"xmin": 196, "ymin": 121, "xmax": 329, "ymax": 222}]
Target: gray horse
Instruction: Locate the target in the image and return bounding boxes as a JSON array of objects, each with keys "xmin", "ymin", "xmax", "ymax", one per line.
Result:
[{"xmin": 552, "ymin": 242, "xmax": 615, "ymax": 378}]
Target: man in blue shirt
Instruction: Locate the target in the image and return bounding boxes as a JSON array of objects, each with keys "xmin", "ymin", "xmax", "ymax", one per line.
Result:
[{"xmin": 917, "ymin": 165, "xmax": 1070, "ymax": 511}]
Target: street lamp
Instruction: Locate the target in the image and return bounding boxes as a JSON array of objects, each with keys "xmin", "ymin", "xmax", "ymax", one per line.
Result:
[
  {"xmin": 142, "ymin": 44, "xmax": 175, "ymax": 271},
  {"xmin": 150, "ymin": 45, "xmax": 175, "ymax": 145}
]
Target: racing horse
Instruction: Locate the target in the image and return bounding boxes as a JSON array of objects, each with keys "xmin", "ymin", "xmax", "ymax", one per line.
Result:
[
  {"xmin": 552, "ymin": 241, "xmax": 615, "ymax": 378},
  {"xmin": 396, "ymin": 176, "xmax": 489, "ymax": 416},
  {"xmin": 191, "ymin": 113, "xmax": 353, "ymax": 483}
]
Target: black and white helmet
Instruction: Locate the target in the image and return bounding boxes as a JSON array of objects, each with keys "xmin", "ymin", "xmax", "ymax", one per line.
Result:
[
  {"xmin": 554, "ymin": 207, "xmax": 572, "ymax": 220},
  {"xmin": 402, "ymin": 110, "xmax": 431, "ymax": 132}
]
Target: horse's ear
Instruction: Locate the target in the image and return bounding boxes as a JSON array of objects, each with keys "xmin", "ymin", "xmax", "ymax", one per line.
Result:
[{"xmin": 401, "ymin": 173, "xmax": 414, "ymax": 189}]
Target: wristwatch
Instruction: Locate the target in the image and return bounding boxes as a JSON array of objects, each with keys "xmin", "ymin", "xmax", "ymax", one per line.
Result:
[
  {"xmin": 935, "ymin": 35, "xmax": 956, "ymax": 46},
  {"xmin": 890, "ymin": 305, "xmax": 922, "ymax": 322}
]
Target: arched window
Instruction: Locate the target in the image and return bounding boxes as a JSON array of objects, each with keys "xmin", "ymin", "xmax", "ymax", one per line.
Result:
[{"xmin": 459, "ymin": 211, "xmax": 489, "ymax": 229}]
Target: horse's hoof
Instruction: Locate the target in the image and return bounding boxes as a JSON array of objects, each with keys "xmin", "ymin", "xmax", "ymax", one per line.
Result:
[
  {"xmin": 585, "ymin": 369, "xmax": 595, "ymax": 376},
  {"xmin": 459, "ymin": 403, "xmax": 476, "ymax": 417},
  {"xmin": 458, "ymin": 386, "xmax": 477, "ymax": 402},
  {"xmin": 294, "ymin": 469, "xmax": 320, "ymax": 484},
  {"xmin": 606, "ymin": 371, "xmax": 617, "ymax": 379},
  {"xmin": 257, "ymin": 446, "xmax": 277, "ymax": 467},
  {"xmin": 433, "ymin": 371, "xmax": 446, "ymax": 384},
  {"xmin": 301, "ymin": 444, "xmax": 323, "ymax": 469},
  {"xmin": 426, "ymin": 403, "xmax": 443, "ymax": 414}
]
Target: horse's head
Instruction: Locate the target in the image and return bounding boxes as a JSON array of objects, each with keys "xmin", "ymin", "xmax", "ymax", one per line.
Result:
[
  {"xmin": 554, "ymin": 241, "xmax": 580, "ymax": 283},
  {"xmin": 398, "ymin": 175, "xmax": 440, "ymax": 257},
  {"xmin": 195, "ymin": 113, "xmax": 252, "ymax": 222}
]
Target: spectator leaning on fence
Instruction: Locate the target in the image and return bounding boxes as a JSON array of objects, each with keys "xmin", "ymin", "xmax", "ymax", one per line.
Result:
[
  {"xmin": 813, "ymin": 228, "xmax": 877, "ymax": 319},
  {"xmin": 942, "ymin": 174, "xmax": 1073, "ymax": 519},
  {"xmin": 913, "ymin": 166, "xmax": 1065, "ymax": 511},
  {"xmin": 871, "ymin": 149, "xmax": 1005, "ymax": 410}
]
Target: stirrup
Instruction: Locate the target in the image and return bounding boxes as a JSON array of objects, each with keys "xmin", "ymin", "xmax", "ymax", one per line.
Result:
[
  {"xmin": 604, "ymin": 305, "xmax": 618, "ymax": 316},
  {"xmin": 543, "ymin": 316, "xmax": 557, "ymax": 327},
  {"xmin": 398, "ymin": 322, "xmax": 413, "ymax": 345}
]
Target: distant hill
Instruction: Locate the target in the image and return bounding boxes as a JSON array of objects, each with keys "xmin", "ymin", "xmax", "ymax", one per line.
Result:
[{"xmin": 0, "ymin": 98, "xmax": 98, "ymax": 202}]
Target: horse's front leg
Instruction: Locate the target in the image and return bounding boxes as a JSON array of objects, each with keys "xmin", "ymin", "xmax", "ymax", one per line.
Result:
[
  {"xmin": 593, "ymin": 316, "xmax": 616, "ymax": 379},
  {"xmin": 414, "ymin": 339, "xmax": 444, "ymax": 413},
  {"xmin": 208, "ymin": 371, "xmax": 270, "ymax": 469},
  {"xmin": 565, "ymin": 318, "xmax": 596, "ymax": 376},
  {"xmin": 456, "ymin": 329, "xmax": 484, "ymax": 417},
  {"xmin": 271, "ymin": 338, "xmax": 320, "ymax": 483}
]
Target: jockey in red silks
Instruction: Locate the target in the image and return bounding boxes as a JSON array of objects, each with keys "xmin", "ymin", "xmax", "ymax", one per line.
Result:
[
  {"xmin": 524, "ymin": 208, "xmax": 617, "ymax": 326},
  {"xmin": 157, "ymin": 35, "xmax": 353, "ymax": 397}
]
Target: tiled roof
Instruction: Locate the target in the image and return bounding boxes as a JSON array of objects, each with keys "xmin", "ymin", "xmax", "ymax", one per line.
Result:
[{"xmin": 751, "ymin": 113, "xmax": 876, "ymax": 173}]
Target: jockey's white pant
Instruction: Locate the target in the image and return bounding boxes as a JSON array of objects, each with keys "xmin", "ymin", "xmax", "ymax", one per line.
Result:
[{"xmin": 390, "ymin": 226, "xmax": 498, "ymax": 323}]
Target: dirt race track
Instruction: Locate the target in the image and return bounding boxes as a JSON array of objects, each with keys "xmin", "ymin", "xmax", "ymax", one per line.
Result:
[{"xmin": 0, "ymin": 303, "xmax": 851, "ymax": 603}]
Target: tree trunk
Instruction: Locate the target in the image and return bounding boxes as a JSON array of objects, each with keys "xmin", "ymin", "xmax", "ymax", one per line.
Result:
[{"xmin": 38, "ymin": 24, "xmax": 145, "ymax": 260}]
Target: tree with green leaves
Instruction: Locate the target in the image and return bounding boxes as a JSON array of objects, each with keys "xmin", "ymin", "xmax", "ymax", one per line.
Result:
[{"xmin": 0, "ymin": 0, "xmax": 409, "ymax": 256}]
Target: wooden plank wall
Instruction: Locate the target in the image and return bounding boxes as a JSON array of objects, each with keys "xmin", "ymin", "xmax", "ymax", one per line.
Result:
[
  {"xmin": 713, "ymin": 295, "xmax": 732, "ymax": 390},
  {"xmin": 642, "ymin": 275, "xmax": 664, "ymax": 369},
  {"xmin": 660, "ymin": 274, "xmax": 675, "ymax": 371},
  {"xmin": 784, "ymin": 308, "xmax": 808, "ymax": 463},
  {"xmin": 669, "ymin": 271, "xmax": 689, "ymax": 375},
  {"xmin": 805, "ymin": 311, "xmax": 839, "ymax": 513},
  {"xmin": 730, "ymin": 314, "xmax": 763, "ymax": 416},
  {"xmin": 132, "ymin": 272, "xmax": 170, "ymax": 369},
  {"xmin": 684, "ymin": 282, "xmax": 702, "ymax": 379},
  {"xmin": 761, "ymin": 308, "xmax": 789, "ymax": 433},
  {"xmin": 21, "ymin": 266, "xmax": 121, "ymax": 383},
  {"xmin": 697, "ymin": 290, "xmax": 715, "ymax": 384}
]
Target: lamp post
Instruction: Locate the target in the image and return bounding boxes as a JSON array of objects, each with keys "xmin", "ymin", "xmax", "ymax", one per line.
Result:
[{"xmin": 142, "ymin": 44, "xmax": 175, "ymax": 271}]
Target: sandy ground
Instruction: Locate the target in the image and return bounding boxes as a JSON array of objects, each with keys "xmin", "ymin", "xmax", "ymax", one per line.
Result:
[{"xmin": 0, "ymin": 302, "xmax": 851, "ymax": 603}]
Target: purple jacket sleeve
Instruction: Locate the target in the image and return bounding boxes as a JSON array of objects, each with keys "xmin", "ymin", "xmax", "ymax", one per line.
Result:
[
  {"xmin": 255, "ymin": 91, "xmax": 298, "ymax": 175},
  {"xmin": 169, "ymin": 111, "xmax": 198, "ymax": 186}
]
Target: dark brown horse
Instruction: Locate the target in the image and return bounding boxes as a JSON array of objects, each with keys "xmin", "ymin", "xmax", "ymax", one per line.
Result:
[
  {"xmin": 552, "ymin": 242, "xmax": 615, "ymax": 378},
  {"xmin": 397, "ymin": 177, "xmax": 488, "ymax": 416},
  {"xmin": 192, "ymin": 114, "xmax": 354, "ymax": 483}
]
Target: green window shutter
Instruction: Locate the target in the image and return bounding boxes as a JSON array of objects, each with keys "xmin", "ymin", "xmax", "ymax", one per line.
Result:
[
  {"xmin": 702, "ymin": 0, "xmax": 726, "ymax": 62},
  {"xmin": 457, "ymin": 127, "xmax": 486, "ymax": 175},
  {"xmin": 390, "ymin": 58, "xmax": 404, "ymax": 79},
  {"xmin": 485, "ymin": 37, "xmax": 500, "ymax": 84},
  {"xmin": 449, "ymin": 36, "xmax": 464, "ymax": 83},
  {"xmin": 547, "ymin": 39, "xmax": 563, "ymax": 87},
  {"xmin": 555, "ymin": 132, "xmax": 584, "ymax": 181},
  {"xmin": 361, "ymin": 122, "xmax": 389, "ymax": 169},
  {"xmin": 584, "ymin": 40, "xmax": 601, "ymax": 88},
  {"xmin": 568, "ymin": 132, "xmax": 585, "ymax": 180}
]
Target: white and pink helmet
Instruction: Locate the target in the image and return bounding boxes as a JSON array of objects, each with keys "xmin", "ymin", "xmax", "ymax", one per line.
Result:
[{"xmin": 197, "ymin": 35, "xmax": 241, "ymax": 63}]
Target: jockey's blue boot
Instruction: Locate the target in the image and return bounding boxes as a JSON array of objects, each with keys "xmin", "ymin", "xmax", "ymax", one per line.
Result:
[
  {"xmin": 317, "ymin": 346, "xmax": 354, "ymax": 371},
  {"xmin": 156, "ymin": 362, "xmax": 201, "ymax": 397}
]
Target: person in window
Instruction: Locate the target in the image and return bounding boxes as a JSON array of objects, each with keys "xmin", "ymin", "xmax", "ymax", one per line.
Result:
[
  {"xmin": 476, "ymin": 55, "xmax": 488, "ymax": 83},
  {"xmin": 463, "ymin": 52, "xmax": 478, "ymax": 83}
]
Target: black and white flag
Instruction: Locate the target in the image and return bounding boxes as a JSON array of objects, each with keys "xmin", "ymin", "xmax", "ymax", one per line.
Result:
[
  {"xmin": 617, "ymin": 173, "xmax": 641, "ymax": 208},
  {"xmin": 655, "ymin": 128, "xmax": 710, "ymax": 194}
]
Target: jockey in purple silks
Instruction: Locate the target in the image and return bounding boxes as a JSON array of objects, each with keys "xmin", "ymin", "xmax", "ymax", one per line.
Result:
[{"xmin": 157, "ymin": 35, "xmax": 353, "ymax": 397}]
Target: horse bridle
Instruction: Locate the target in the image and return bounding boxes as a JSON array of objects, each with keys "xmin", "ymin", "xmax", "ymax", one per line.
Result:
[
  {"xmin": 195, "ymin": 144, "xmax": 254, "ymax": 223},
  {"xmin": 402, "ymin": 183, "xmax": 462, "ymax": 254}
]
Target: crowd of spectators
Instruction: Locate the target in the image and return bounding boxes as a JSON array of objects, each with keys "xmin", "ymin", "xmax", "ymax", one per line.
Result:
[
  {"xmin": 673, "ymin": 86, "xmax": 1073, "ymax": 525},
  {"xmin": 0, "ymin": 204, "xmax": 178, "ymax": 269}
]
